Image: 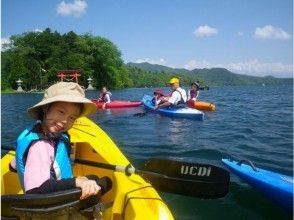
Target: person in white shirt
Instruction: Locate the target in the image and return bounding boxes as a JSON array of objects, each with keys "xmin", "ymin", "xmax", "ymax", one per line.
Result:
[
  {"xmin": 98, "ymin": 86, "xmax": 112, "ymax": 103},
  {"xmin": 154, "ymin": 77, "xmax": 187, "ymax": 110}
]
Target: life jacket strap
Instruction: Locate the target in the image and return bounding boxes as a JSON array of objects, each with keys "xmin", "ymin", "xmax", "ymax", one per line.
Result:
[{"xmin": 172, "ymin": 89, "xmax": 186, "ymax": 106}]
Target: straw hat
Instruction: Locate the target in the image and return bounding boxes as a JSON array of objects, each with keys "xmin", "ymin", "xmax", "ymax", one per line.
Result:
[{"xmin": 28, "ymin": 82, "xmax": 97, "ymax": 119}]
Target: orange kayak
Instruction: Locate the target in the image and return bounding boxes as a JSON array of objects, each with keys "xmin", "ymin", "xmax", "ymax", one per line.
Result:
[{"xmin": 187, "ymin": 100, "xmax": 216, "ymax": 111}]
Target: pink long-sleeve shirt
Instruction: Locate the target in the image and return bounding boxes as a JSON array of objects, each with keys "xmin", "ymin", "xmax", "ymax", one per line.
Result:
[{"xmin": 10, "ymin": 140, "xmax": 55, "ymax": 192}]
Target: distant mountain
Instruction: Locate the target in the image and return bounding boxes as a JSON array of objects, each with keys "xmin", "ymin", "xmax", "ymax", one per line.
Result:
[
  {"xmin": 127, "ymin": 62, "xmax": 292, "ymax": 86},
  {"xmin": 126, "ymin": 62, "xmax": 190, "ymax": 74}
]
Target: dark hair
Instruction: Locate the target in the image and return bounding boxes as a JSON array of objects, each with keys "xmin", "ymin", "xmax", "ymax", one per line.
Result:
[
  {"xmin": 76, "ymin": 103, "xmax": 84, "ymax": 116},
  {"xmin": 39, "ymin": 102, "xmax": 84, "ymax": 121},
  {"xmin": 35, "ymin": 108, "xmax": 45, "ymax": 121}
]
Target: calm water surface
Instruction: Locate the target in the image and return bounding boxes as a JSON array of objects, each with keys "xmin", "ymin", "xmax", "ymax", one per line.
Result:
[{"xmin": 1, "ymin": 85, "xmax": 293, "ymax": 219}]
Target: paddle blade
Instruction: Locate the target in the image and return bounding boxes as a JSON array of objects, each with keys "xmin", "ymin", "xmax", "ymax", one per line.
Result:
[
  {"xmin": 138, "ymin": 158, "xmax": 230, "ymax": 198},
  {"xmin": 133, "ymin": 112, "xmax": 147, "ymax": 117}
]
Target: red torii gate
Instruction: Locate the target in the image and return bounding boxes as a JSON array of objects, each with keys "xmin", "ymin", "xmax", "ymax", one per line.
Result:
[{"xmin": 57, "ymin": 70, "xmax": 81, "ymax": 83}]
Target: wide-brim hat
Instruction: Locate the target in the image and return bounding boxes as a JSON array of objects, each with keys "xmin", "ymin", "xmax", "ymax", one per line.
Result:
[
  {"xmin": 191, "ymin": 82, "xmax": 200, "ymax": 88},
  {"xmin": 28, "ymin": 82, "xmax": 97, "ymax": 119}
]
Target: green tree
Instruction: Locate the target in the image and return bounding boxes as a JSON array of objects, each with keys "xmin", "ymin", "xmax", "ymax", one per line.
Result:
[{"xmin": 1, "ymin": 29, "xmax": 132, "ymax": 90}]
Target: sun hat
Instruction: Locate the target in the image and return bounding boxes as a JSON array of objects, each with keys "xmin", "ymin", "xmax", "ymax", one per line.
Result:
[
  {"xmin": 191, "ymin": 82, "xmax": 200, "ymax": 88},
  {"xmin": 169, "ymin": 77, "xmax": 179, "ymax": 84},
  {"xmin": 28, "ymin": 82, "xmax": 97, "ymax": 119},
  {"xmin": 153, "ymin": 89, "xmax": 164, "ymax": 96}
]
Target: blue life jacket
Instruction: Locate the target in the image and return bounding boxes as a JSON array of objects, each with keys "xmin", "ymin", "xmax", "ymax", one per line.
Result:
[{"xmin": 15, "ymin": 121, "xmax": 73, "ymax": 191}]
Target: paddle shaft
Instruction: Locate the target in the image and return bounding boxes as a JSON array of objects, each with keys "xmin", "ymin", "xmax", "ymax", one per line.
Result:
[
  {"xmin": 74, "ymin": 158, "xmax": 170, "ymax": 178},
  {"xmin": 74, "ymin": 158, "xmax": 229, "ymax": 198},
  {"xmin": 1, "ymin": 146, "xmax": 223, "ymax": 181},
  {"xmin": 0, "ymin": 147, "xmax": 167, "ymax": 178},
  {"xmin": 75, "ymin": 158, "xmax": 226, "ymax": 184}
]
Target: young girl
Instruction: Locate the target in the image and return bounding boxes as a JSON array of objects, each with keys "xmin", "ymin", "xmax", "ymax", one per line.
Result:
[
  {"xmin": 98, "ymin": 86, "xmax": 112, "ymax": 103},
  {"xmin": 10, "ymin": 82, "xmax": 111, "ymax": 200},
  {"xmin": 152, "ymin": 89, "xmax": 166, "ymax": 106},
  {"xmin": 188, "ymin": 82, "xmax": 200, "ymax": 101}
]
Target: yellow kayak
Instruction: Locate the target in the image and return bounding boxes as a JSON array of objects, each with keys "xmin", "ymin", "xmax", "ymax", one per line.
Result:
[{"xmin": 1, "ymin": 117, "xmax": 174, "ymax": 220}]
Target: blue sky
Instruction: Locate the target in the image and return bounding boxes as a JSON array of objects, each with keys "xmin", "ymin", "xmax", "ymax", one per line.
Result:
[{"xmin": 2, "ymin": 0, "xmax": 293, "ymax": 77}]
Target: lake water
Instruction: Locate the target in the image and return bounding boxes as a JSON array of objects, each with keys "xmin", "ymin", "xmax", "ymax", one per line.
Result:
[{"xmin": 1, "ymin": 85, "xmax": 293, "ymax": 219}]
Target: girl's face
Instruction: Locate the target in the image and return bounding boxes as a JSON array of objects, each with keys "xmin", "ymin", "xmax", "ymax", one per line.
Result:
[
  {"xmin": 42, "ymin": 102, "xmax": 81, "ymax": 133},
  {"xmin": 102, "ymin": 87, "xmax": 107, "ymax": 93},
  {"xmin": 191, "ymin": 85, "xmax": 197, "ymax": 90}
]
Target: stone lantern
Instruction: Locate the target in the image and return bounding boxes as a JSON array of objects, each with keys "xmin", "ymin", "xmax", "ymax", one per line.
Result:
[
  {"xmin": 87, "ymin": 77, "xmax": 94, "ymax": 90},
  {"xmin": 16, "ymin": 79, "xmax": 24, "ymax": 93}
]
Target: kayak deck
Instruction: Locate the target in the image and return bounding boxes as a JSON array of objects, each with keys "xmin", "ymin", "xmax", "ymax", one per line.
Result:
[
  {"xmin": 222, "ymin": 159, "xmax": 293, "ymax": 212},
  {"xmin": 1, "ymin": 117, "xmax": 174, "ymax": 219},
  {"xmin": 142, "ymin": 95, "xmax": 204, "ymax": 120}
]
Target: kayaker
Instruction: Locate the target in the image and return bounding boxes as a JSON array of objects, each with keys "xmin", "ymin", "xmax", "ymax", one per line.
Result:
[
  {"xmin": 187, "ymin": 82, "xmax": 200, "ymax": 101},
  {"xmin": 98, "ymin": 86, "xmax": 112, "ymax": 103},
  {"xmin": 154, "ymin": 77, "xmax": 187, "ymax": 110},
  {"xmin": 9, "ymin": 82, "xmax": 111, "ymax": 200},
  {"xmin": 152, "ymin": 89, "xmax": 166, "ymax": 106}
]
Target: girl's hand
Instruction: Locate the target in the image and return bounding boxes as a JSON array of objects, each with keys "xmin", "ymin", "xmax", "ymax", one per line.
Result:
[
  {"xmin": 75, "ymin": 176, "xmax": 101, "ymax": 200},
  {"xmin": 162, "ymin": 97, "xmax": 168, "ymax": 102}
]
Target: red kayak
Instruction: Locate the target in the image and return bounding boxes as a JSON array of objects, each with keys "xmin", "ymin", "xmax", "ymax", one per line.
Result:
[{"xmin": 92, "ymin": 99, "xmax": 142, "ymax": 109}]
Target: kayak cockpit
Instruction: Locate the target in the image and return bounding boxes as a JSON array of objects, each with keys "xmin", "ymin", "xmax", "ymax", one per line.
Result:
[{"xmin": 2, "ymin": 188, "xmax": 104, "ymax": 220}]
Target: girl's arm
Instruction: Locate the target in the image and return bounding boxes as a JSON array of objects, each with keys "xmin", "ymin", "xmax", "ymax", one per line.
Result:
[
  {"xmin": 26, "ymin": 178, "xmax": 76, "ymax": 194},
  {"xmin": 24, "ymin": 141, "xmax": 102, "ymax": 199},
  {"xmin": 104, "ymin": 94, "xmax": 111, "ymax": 103},
  {"xmin": 195, "ymin": 91, "xmax": 199, "ymax": 100}
]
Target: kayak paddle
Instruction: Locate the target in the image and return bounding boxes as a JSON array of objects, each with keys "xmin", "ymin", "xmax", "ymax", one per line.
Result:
[{"xmin": 74, "ymin": 158, "xmax": 230, "ymax": 199}]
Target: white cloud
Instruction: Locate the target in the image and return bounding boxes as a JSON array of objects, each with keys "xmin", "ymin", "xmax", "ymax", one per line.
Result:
[
  {"xmin": 193, "ymin": 25, "xmax": 218, "ymax": 37},
  {"xmin": 254, "ymin": 25, "xmax": 291, "ymax": 40},
  {"xmin": 135, "ymin": 58, "xmax": 167, "ymax": 65},
  {"xmin": 184, "ymin": 60, "xmax": 213, "ymax": 70},
  {"xmin": 184, "ymin": 59, "xmax": 293, "ymax": 78},
  {"xmin": 1, "ymin": 37, "xmax": 12, "ymax": 51},
  {"xmin": 237, "ymin": 31, "xmax": 244, "ymax": 36},
  {"xmin": 33, "ymin": 29, "xmax": 43, "ymax": 33},
  {"xmin": 227, "ymin": 59, "xmax": 293, "ymax": 77},
  {"xmin": 56, "ymin": 0, "xmax": 87, "ymax": 17}
]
